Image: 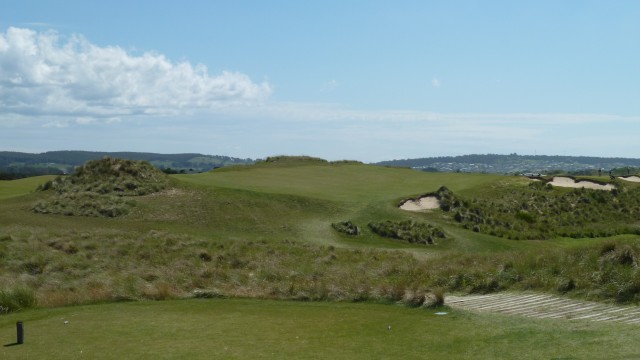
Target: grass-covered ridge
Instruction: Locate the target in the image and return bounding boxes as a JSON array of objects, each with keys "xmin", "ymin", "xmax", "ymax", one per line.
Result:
[
  {"xmin": 433, "ymin": 178, "xmax": 640, "ymax": 239},
  {"xmin": 31, "ymin": 157, "xmax": 169, "ymax": 217}
]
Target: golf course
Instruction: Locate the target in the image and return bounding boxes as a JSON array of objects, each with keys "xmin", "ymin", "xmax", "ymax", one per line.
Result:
[{"xmin": 2, "ymin": 156, "xmax": 640, "ymax": 358}]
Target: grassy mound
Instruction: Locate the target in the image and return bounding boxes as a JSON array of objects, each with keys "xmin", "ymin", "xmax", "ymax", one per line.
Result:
[
  {"xmin": 32, "ymin": 157, "xmax": 169, "ymax": 217},
  {"xmin": 436, "ymin": 180, "xmax": 640, "ymax": 239}
]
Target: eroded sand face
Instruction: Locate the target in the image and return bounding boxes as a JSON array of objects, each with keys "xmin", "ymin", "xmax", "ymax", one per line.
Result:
[
  {"xmin": 549, "ymin": 177, "xmax": 615, "ymax": 191},
  {"xmin": 620, "ymin": 176, "xmax": 640, "ymax": 183},
  {"xmin": 400, "ymin": 196, "xmax": 440, "ymax": 211}
]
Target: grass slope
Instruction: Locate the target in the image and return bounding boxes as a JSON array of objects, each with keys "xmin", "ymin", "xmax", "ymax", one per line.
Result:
[{"xmin": 0, "ymin": 176, "xmax": 56, "ymax": 200}]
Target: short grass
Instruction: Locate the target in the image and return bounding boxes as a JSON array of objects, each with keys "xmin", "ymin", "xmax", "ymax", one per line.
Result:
[
  {"xmin": 2, "ymin": 298, "xmax": 639, "ymax": 360},
  {"xmin": 176, "ymin": 164, "xmax": 500, "ymax": 203},
  {"xmin": 0, "ymin": 176, "xmax": 56, "ymax": 200}
]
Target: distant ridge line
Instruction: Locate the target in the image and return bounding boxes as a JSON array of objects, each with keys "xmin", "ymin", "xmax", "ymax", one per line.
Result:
[{"xmin": 373, "ymin": 154, "xmax": 640, "ymax": 174}]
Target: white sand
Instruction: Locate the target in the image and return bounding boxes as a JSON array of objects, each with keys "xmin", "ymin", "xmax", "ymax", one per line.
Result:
[
  {"xmin": 400, "ymin": 196, "xmax": 440, "ymax": 211},
  {"xmin": 620, "ymin": 176, "xmax": 640, "ymax": 183},
  {"xmin": 548, "ymin": 177, "xmax": 615, "ymax": 191}
]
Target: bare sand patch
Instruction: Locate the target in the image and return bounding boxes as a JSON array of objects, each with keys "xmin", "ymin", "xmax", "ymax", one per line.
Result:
[
  {"xmin": 620, "ymin": 176, "xmax": 640, "ymax": 183},
  {"xmin": 549, "ymin": 177, "xmax": 615, "ymax": 191},
  {"xmin": 400, "ymin": 196, "xmax": 440, "ymax": 211}
]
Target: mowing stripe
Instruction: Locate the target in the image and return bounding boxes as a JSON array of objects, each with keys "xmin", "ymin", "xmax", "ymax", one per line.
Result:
[{"xmin": 446, "ymin": 293, "xmax": 640, "ymax": 324}]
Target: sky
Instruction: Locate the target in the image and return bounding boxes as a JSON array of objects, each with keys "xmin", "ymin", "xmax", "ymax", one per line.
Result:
[{"xmin": 1, "ymin": 0, "xmax": 639, "ymax": 162}]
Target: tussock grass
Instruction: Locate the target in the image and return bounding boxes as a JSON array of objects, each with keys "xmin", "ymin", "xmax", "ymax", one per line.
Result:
[
  {"xmin": 31, "ymin": 158, "xmax": 169, "ymax": 217},
  {"xmin": 0, "ymin": 287, "xmax": 36, "ymax": 313},
  {"xmin": 2, "ymin": 159, "xmax": 640, "ymax": 314},
  {"xmin": 368, "ymin": 220, "xmax": 447, "ymax": 245},
  {"xmin": 438, "ymin": 179, "xmax": 640, "ymax": 239},
  {"xmin": 331, "ymin": 220, "xmax": 360, "ymax": 235},
  {"xmin": 2, "ymin": 224, "xmax": 640, "ymax": 312}
]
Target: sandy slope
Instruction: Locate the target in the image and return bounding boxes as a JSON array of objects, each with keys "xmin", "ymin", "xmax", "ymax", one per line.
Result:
[
  {"xmin": 620, "ymin": 176, "xmax": 640, "ymax": 183},
  {"xmin": 549, "ymin": 177, "xmax": 615, "ymax": 191},
  {"xmin": 400, "ymin": 196, "xmax": 440, "ymax": 211}
]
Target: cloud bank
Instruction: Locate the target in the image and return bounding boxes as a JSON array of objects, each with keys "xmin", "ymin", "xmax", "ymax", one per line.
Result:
[{"xmin": 0, "ymin": 27, "xmax": 272, "ymax": 121}]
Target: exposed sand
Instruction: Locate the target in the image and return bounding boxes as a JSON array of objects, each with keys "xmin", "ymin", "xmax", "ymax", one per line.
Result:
[
  {"xmin": 548, "ymin": 177, "xmax": 615, "ymax": 191},
  {"xmin": 620, "ymin": 176, "xmax": 640, "ymax": 183},
  {"xmin": 400, "ymin": 196, "xmax": 440, "ymax": 211}
]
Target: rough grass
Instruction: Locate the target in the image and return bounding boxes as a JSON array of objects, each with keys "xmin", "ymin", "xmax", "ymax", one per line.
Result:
[
  {"xmin": 31, "ymin": 158, "xmax": 169, "ymax": 217},
  {"xmin": 2, "ymin": 159, "xmax": 640, "ymax": 312}
]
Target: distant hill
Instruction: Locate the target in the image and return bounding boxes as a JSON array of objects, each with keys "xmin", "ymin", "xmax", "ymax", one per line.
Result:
[
  {"xmin": 0, "ymin": 151, "xmax": 253, "ymax": 179},
  {"xmin": 374, "ymin": 154, "xmax": 640, "ymax": 175}
]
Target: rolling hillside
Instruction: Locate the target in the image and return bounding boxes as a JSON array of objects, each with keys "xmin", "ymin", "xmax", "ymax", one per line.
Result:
[
  {"xmin": 1, "ymin": 156, "xmax": 639, "ymax": 307},
  {"xmin": 2, "ymin": 156, "xmax": 640, "ymax": 357}
]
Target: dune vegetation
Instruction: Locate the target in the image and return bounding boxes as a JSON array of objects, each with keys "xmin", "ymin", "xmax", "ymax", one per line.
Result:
[{"xmin": 1, "ymin": 156, "xmax": 640, "ymax": 357}]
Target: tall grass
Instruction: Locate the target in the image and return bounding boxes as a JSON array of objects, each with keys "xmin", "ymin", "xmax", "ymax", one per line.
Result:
[
  {"xmin": 0, "ymin": 287, "xmax": 36, "ymax": 313},
  {"xmin": 2, "ymin": 224, "xmax": 640, "ymax": 312},
  {"xmin": 32, "ymin": 158, "xmax": 169, "ymax": 217}
]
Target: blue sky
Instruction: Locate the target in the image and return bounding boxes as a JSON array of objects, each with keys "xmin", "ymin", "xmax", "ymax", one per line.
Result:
[{"xmin": 1, "ymin": 1, "xmax": 639, "ymax": 162}]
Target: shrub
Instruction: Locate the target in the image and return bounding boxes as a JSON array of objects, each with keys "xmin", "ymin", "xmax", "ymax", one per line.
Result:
[
  {"xmin": 331, "ymin": 221, "xmax": 360, "ymax": 236},
  {"xmin": 0, "ymin": 287, "xmax": 37, "ymax": 313},
  {"xmin": 368, "ymin": 220, "xmax": 447, "ymax": 245}
]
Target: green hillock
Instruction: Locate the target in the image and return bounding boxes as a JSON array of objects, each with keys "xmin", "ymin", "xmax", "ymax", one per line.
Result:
[
  {"xmin": 32, "ymin": 157, "xmax": 169, "ymax": 217},
  {"xmin": 436, "ymin": 180, "xmax": 640, "ymax": 239}
]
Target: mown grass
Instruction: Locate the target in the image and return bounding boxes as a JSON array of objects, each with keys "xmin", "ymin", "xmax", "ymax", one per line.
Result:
[
  {"xmin": 0, "ymin": 176, "xmax": 56, "ymax": 200},
  {"xmin": 2, "ymin": 298, "xmax": 640, "ymax": 359}
]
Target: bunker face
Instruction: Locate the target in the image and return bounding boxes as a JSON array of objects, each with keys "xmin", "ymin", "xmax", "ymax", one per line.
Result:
[
  {"xmin": 548, "ymin": 177, "xmax": 615, "ymax": 191},
  {"xmin": 400, "ymin": 196, "xmax": 440, "ymax": 211},
  {"xmin": 620, "ymin": 176, "xmax": 640, "ymax": 183}
]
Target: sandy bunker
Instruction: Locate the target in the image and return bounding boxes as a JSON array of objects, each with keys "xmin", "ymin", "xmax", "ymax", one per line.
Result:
[
  {"xmin": 400, "ymin": 196, "xmax": 440, "ymax": 211},
  {"xmin": 548, "ymin": 177, "xmax": 615, "ymax": 191},
  {"xmin": 620, "ymin": 176, "xmax": 640, "ymax": 183}
]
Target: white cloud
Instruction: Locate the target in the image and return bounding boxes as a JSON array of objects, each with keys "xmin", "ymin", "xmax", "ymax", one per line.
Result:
[
  {"xmin": 0, "ymin": 27, "xmax": 272, "ymax": 122},
  {"xmin": 431, "ymin": 78, "xmax": 441, "ymax": 87}
]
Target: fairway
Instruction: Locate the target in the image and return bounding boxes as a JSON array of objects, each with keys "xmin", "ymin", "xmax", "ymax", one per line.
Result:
[
  {"xmin": 176, "ymin": 164, "xmax": 503, "ymax": 202},
  {"xmin": 2, "ymin": 298, "xmax": 640, "ymax": 359},
  {"xmin": 0, "ymin": 176, "xmax": 56, "ymax": 200}
]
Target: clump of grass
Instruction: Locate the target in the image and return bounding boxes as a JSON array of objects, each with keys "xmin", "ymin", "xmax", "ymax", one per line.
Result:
[
  {"xmin": 331, "ymin": 220, "xmax": 360, "ymax": 236},
  {"xmin": 32, "ymin": 157, "xmax": 168, "ymax": 217},
  {"xmin": 368, "ymin": 220, "xmax": 446, "ymax": 244},
  {"xmin": 0, "ymin": 287, "xmax": 37, "ymax": 313},
  {"xmin": 400, "ymin": 289, "xmax": 445, "ymax": 308}
]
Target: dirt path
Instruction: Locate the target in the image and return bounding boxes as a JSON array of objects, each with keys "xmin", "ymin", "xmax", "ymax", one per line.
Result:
[{"xmin": 446, "ymin": 293, "xmax": 640, "ymax": 324}]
